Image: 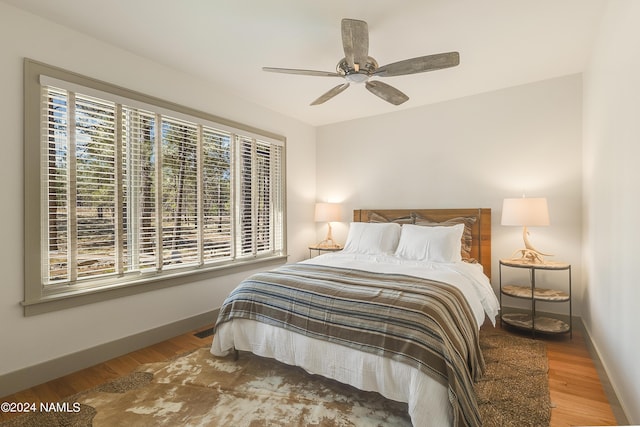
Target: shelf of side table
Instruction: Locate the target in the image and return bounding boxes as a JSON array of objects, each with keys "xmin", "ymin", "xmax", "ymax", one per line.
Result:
[{"xmin": 499, "ymin": 259, "xmax": 572, "ymax": 338}]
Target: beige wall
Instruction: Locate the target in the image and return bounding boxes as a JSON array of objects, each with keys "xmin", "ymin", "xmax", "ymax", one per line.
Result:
[
  {"xmin": 0, "ymin": 2, "xmax": 316, "ymax": 381},
  {"xmin": 583, "ymin": 0, "xmax": 640, "ymax": 422}
]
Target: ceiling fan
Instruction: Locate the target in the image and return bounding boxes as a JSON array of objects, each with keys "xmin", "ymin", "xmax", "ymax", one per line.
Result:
[{"xmin": 263, "ymin": 18, "xmax": 460, "ymax": 106}]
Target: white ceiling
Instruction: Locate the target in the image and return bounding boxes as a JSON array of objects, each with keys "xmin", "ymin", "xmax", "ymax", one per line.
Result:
[{"xmin": 5, "ymin": 0, "xmax": 606, "ymax": 126}]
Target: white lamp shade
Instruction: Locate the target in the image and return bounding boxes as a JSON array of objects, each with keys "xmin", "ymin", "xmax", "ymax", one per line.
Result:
[
  {"xmin": 501, "ymin": 197, "xmax": 550, "ymax": 226},
  {"xmin": 315, "ymin": 203, "xmax": 342, "ymax": 222}
]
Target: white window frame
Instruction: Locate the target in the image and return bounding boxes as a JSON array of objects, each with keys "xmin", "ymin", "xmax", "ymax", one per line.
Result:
[{"xmin": 23, "ymin": 59, "xmax": 287, "ymax": 316}]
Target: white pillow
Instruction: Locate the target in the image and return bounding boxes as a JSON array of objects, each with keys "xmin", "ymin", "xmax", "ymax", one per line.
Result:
[
  {"xmin": 395, "ymin": 223, "xmax": 465, "ymax": 262},
  {"xmin": 342, "ymin": 222, "xmax": 402, "ymax": 255}
]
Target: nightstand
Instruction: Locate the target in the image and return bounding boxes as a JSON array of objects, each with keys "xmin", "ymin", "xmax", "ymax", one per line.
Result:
[
  {"xmin": 499, "ymin": 259, "xmax": 572, "ymax": 338},
  {"xmin": 308, "ymin": 245, "xmax": 342, "ymax": 258}
]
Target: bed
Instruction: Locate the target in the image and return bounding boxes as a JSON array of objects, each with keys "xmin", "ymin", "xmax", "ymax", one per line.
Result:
[{"xmin": 211, "ymin": 208, "xmax": 499, "ymax": 427}]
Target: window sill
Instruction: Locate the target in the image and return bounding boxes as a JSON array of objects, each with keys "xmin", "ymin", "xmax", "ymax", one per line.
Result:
[{"xmin": 21, "ymin": 255, "xmax": 287, "ymax": 316}]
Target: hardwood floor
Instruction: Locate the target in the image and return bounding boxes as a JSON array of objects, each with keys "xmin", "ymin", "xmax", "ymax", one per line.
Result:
[
  {"xmin": 543, "ymin": 322, "xmax": 622, "ymax": 426},
  {"xmin": 0, "ymin": 322, "xmax": 622, "ymax": 426}
]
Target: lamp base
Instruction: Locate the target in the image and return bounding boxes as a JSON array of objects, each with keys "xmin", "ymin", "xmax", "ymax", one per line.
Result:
[
  {"xmin": 513, "ymin": 226, "xmax": 552, "ymax": 263},
  {"xmin": 510, "ymin": 248, "xmax": 552, "ymax": 264},
  {"xmin": 316, "ymin": 222, "xmax": 341, "ymax": 249}
]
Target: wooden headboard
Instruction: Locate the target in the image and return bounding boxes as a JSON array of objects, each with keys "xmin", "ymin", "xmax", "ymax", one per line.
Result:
[{"xmin": 353, "ymin": 208, "xmax": 492, "ymax": 279}]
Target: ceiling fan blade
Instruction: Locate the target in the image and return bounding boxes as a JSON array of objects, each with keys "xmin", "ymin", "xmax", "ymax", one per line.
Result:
[
  {"xmin": 373, "ymin": 52, "xmax": 460, "ymax": 77},
  {"xmin": 310, "ymin": 83, "xmax": 350, "ymax": 106},
  {"xmin": 341, "ymin": 19, "xmax": 369, "ymax": 70},
  {"xmin": 262, "ymin": 67, "xmax": 342, "ymax": 77},
  {"xmin": 365, "ymin": 80, "xmax": 409, "ymax": 105}
]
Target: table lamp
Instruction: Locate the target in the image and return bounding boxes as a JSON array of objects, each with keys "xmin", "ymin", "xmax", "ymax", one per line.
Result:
[
  {"xmin": 315, "ymin": 202, "xmax": 342, "ymax": 248},
  {"xmin": 501, "ymin": 197, "xmax": 551, "ymax": 263}
]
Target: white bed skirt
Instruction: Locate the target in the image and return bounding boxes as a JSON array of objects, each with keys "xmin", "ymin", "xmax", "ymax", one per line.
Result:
[{"xmin": 211, "ymin": 319, "xmax": 453, "ymax": 427}]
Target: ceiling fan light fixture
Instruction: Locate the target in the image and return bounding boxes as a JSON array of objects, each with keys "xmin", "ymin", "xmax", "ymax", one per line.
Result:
[{"xmin": 345, "ymin": 73, "xmax": 369, "ymax": 84}]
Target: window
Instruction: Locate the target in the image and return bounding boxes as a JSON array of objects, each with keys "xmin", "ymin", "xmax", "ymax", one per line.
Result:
[{"xmin": 24, "ymin": 60, "xmax": 286, "ymax": 315}]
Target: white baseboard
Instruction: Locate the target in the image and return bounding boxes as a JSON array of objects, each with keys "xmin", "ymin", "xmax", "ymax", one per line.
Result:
[
  {"xmin": 0, "ymin": 309, "xmax": 218, "ymax": 398},
  {"xmin": 579, "ymin": 318, "xmax": 631, "ymax": 425}
]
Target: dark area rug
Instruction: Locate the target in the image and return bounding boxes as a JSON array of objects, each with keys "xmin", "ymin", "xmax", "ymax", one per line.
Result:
[
  {"xmin": 476, "ymin": 328, "xmax": 551, "ymax": 426},
  {"xmin": 1, "ymin": 326, "xmax": 550, "ymax": 426}
]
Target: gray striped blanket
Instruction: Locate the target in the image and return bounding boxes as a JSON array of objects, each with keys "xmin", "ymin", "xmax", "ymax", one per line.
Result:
[{"xmin": 215, "ymin": 263, "xmax": 484, "ymax": 427}]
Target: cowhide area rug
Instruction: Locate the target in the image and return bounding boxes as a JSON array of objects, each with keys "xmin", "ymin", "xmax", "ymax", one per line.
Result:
[{"xmin": 2, "ymin": 327, "xmax": 551, "ymax": 427}]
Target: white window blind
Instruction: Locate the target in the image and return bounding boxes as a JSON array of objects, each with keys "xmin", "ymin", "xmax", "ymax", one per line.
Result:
[
  {"xmin": 122, "ymin": 108, "xmax": 158, "ymax": 272},
  {"xmin": 38, "ymin": 76, "xmax": 285, "ymax": 291},
  {"xmin": 202, "ymin": 128, "xmax": 233, "ymax": 261}
]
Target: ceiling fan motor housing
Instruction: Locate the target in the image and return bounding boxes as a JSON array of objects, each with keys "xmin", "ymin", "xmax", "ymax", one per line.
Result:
[{"xmin": 337, "ymin": 56, "xmax": 378, "ymax": 83}]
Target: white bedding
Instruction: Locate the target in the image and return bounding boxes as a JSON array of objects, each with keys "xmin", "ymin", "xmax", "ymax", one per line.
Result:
[
  {"xmin": 211, "ymin": 253, "xmax": 499, "ymax": 426},
  {"xmin": 304, "ymin": 253, "xmax": 499, "ymax": 327}
]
